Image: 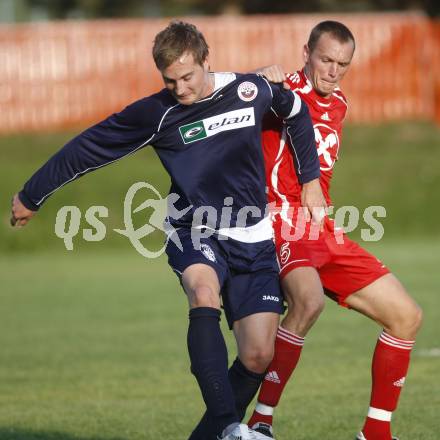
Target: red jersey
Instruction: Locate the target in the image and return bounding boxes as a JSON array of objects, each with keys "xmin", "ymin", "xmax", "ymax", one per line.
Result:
[{"xmin": 264, "ymin": 69, "xmax": 348, "ymax": 208}]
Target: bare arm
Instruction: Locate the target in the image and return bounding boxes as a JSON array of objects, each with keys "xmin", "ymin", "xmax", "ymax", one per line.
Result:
[
  {"xmin": 254, "ymin": 64, "xmax": 290, "ymax": 89},
  {"xmin": 301, "ymin": 179, "xmax": 327, "ymax": 227}
]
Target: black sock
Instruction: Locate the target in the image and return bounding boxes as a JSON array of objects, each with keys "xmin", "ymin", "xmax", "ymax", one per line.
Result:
[
  {"xmin": 188, "ymin": 357, "xmax": 265, "ymax": 439},
  {"xmin": 187, "ymin": 307, "xmax": 238, "ymax": 438},
  {"xmin": 229, "ymin": 357, "xmax": 265, "ymax": 421}
]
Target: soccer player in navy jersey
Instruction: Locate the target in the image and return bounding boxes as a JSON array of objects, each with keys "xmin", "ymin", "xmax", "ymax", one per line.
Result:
[{"xmin": 11, "ymin": 21, "xmax": 326, "ymax": 440}]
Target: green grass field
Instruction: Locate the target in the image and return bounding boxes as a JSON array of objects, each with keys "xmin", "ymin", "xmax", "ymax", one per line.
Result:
[
  {"xmin": 0, "ymin": 240, "xmax": 439, "ymax": 440},
  {"xmin": 1, "ymin": 122, "xmax": 440, "ymax": 439}
]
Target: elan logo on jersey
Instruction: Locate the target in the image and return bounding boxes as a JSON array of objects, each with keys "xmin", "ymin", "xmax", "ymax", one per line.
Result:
[{"xmin": 179, "ymin": 107, "xmax": 255, "ymax": 144}]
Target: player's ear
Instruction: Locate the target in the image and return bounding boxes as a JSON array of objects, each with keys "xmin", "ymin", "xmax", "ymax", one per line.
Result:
[
  {"xmin": 203, "ymin": 56, "xmax": 210, "ymax": 72},
  {"xmin": 303, "ymin": 44, "xmax": 310, "ymax": 64}
]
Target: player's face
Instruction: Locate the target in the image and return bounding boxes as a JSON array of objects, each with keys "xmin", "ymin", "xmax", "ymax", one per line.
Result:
[
  {"xmin": 161, "ymin": 52, "xmax": 213, "ymax": 105},
  {"xmin": 303, "ymin": 32, "xmax": 354, "ymax": 98}
]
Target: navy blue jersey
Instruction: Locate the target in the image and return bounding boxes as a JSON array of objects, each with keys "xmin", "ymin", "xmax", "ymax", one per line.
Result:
[{"xmin": 19, "ymin": 73, "xmax": 319, "ymax": 231}]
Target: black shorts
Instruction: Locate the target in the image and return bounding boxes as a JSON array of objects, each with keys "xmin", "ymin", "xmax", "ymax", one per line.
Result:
[{"xmin": 166, "ymin": 228, "xmax": 284, "ymax": 328}]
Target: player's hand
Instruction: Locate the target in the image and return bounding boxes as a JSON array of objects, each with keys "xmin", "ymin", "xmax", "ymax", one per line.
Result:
[
  {"xmin": 256, "ymin": 65, "xmax": 290, "ymax": 89},
  {"xmin": 300, "ymin": 178, "xmax": 327, "ymax": 229},
  {"xmin": 10, "ymin": 194, "xmax": 36, "ymax": 227}
]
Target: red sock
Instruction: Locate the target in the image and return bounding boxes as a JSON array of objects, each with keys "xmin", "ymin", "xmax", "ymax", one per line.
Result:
[
  {"xmin": 248, "ymin": 327, "xmax": 304, "ymax": 428},
  {"xmin": 362, "ymin": 330, "xmax": 414, "ymax": 440}
]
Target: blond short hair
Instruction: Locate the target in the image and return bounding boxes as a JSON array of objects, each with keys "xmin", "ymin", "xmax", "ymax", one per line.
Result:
[{"xmin": 153, "ymin": 21, "xmax": 209, "ymax": 71}]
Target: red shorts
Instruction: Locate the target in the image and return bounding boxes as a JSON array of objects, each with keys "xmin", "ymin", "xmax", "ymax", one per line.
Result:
[{"xmin": 272, "ymin": 213, "xmax": 390, "ymax": 306}]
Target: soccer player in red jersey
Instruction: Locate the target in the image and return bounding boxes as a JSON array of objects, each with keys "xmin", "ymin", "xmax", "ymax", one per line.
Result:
[{"xmin": 248, "ymin": 21, "xmax": 423, "ymax": 440}]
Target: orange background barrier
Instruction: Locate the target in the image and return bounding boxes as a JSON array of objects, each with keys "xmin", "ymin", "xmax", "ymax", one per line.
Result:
[{"xmin": 0, "ymin": 13, "xmax": 439, "ymax": 133}]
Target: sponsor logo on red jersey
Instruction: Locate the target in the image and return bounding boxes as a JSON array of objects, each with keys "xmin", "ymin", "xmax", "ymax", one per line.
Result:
[{"xmin": 314, "ymin": 123, "xmax": 340, "ymax": 171}]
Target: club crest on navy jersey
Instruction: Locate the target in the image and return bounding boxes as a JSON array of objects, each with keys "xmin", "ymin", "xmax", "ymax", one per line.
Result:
[{"xmin": 237, "ymin": 81, "xmax": 258, "ymax": 102}]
